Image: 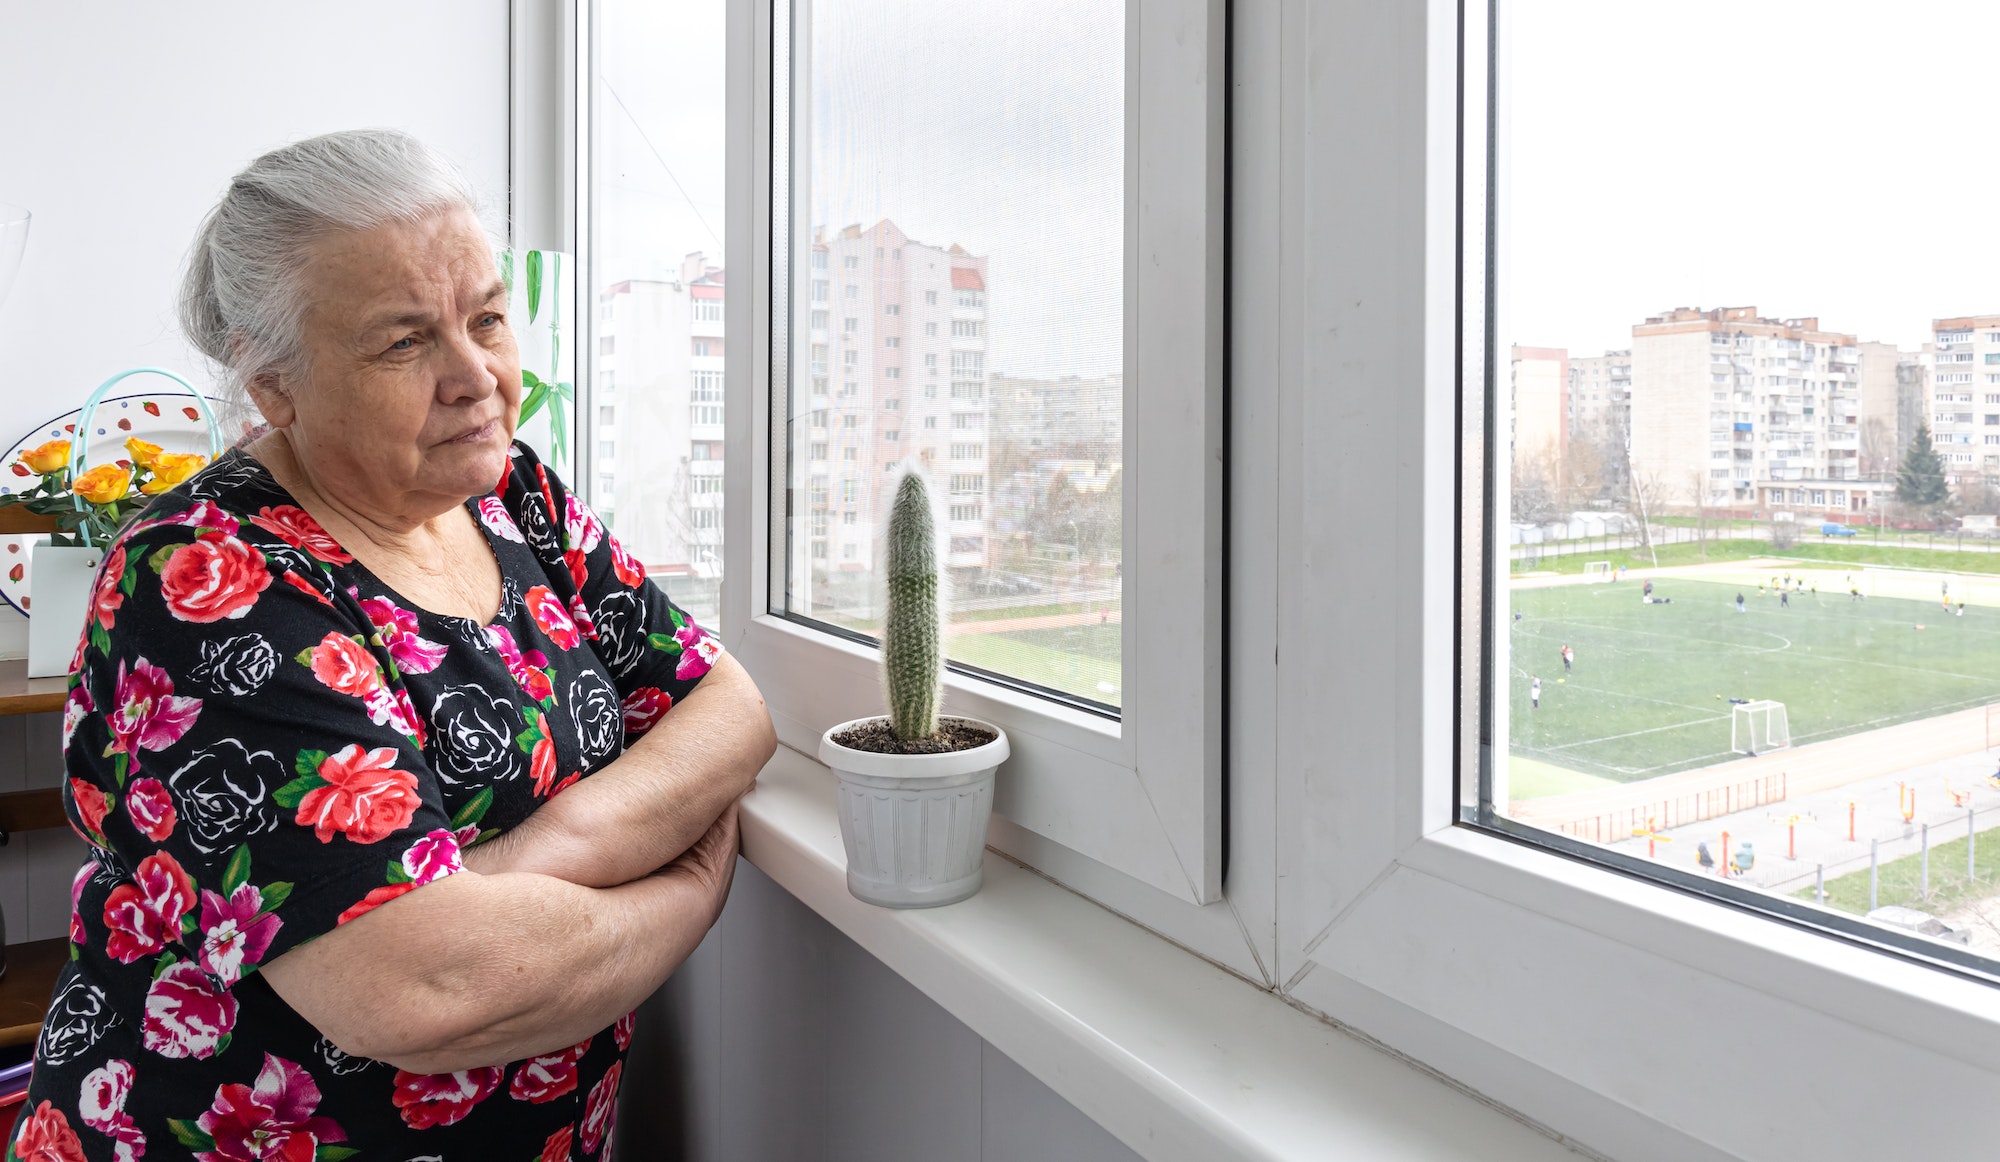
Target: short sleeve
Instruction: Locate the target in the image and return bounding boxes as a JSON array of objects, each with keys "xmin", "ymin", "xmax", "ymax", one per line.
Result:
[
  {"xmin": 490, "ymin": 447, "xmax": 723, "ymax": 742},
  {"xmin": 64, "ymin": 513, "xmax": 465, "ymax": 993}
]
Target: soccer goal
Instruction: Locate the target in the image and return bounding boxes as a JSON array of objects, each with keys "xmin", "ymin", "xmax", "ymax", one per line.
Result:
[
  {"xmin": 1731, "ymin": 700, "xmax": 1791, "ymax": 757},
  {"xmin": 1584, "ymin": 560, "xmax": 1613, "ymax": 581}
]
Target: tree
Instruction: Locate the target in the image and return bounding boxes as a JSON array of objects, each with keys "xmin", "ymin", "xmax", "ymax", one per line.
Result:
[
  {"xmin": 1510, "ymin": 439, "xmax": 1560, "ymax": 524},
  {"xmin": 1859, "ymin": 416, "xmax": 1899, "ymax": 482},
  {"xmin": 1685, "ymin": 470, "xmax": 1711, "ymax": 561},
  {"xmin": 1894, "ymin": 422, "xmax": 1949, "ymax": 515}
]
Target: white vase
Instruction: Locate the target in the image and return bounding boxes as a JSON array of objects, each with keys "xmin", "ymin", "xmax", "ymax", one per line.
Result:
[
  {"xmin": 818, "ymin": 716, "xmax": 1009, "ymax": 909},
  {"xmin": 27, "ymin": 542, "xmax": 101, "ymax": 678}
]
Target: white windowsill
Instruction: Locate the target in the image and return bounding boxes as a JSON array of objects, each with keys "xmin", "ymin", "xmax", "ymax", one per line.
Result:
[{"xmin": 737, "ymin": 745, "xmax": 1578, "ymax": 1162}]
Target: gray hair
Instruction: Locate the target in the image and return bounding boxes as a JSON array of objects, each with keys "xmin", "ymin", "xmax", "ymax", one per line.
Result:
[{"xmin": 177, "ymin": 129, "xmax": 492, "ymax": 404}]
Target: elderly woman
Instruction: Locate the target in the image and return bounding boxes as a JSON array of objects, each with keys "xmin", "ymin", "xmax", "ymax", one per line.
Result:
[{"xmin": 8, "ymin": 130, "xmax": 774, "ymax": 1162}]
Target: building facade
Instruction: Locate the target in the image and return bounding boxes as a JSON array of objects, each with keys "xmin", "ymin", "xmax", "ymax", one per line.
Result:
[{"xmin": 1928, "ymin": 315, "xmax": 2000, "ymax": 489}]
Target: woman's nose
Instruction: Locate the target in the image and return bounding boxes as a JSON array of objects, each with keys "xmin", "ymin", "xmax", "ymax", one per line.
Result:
[{"xmin": 436, "ymin": 329, "xmax": 501, "ymax": 403}]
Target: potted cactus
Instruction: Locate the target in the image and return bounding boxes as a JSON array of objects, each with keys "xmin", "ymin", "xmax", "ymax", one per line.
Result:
[{"xmin": 818, "ymin": 465, "xmax": 1010, "ymax": 908}]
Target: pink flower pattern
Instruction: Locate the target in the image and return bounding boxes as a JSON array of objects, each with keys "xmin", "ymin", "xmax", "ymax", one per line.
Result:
[{"xmin": 45, "ymin": 443, "xmax": 718, "ymax": 1153}]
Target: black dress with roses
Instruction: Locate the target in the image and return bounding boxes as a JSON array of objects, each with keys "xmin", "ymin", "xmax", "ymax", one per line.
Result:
[{"xmin": 8, "ymin": 442, "xmax": 718, "ymax": 1162}]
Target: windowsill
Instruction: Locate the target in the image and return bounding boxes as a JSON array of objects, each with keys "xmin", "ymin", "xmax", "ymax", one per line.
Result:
[{"xmin": 737, "ymin": 745, "xmax": 1577, "ymax": 1162}]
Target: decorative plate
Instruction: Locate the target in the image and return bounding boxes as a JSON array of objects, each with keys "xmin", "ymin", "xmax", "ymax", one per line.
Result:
[{"xmin": 0, "ymin": 393, "xmax": 225, "ymax": 617}]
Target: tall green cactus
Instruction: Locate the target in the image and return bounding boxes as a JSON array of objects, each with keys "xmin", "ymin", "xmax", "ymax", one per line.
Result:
[{"xmin": 883, "ymin": 468, "xmax": 942, "ymax": 740}]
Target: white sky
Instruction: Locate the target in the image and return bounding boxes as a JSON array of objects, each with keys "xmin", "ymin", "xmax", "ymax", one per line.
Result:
[
  {"xmin": 1502, "ymin": 0, "xmax": 2000, "ymax": 356},
  {"xmin": 594, "ymin": 0, "xmax": 1124, "ymax": 381}
]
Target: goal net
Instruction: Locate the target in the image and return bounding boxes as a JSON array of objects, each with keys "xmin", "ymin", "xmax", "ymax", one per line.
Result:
[
  {"xmin": 1584, "ymin": 561, "xmax": 1613, "ymax": 581},
  {"xmin": 1731, "ymin": 700, "xmax": 1791, "ymax": 757}
]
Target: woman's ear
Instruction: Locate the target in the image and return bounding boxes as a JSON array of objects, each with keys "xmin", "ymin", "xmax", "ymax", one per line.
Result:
[{"xmin": 246, "ymin": 370, "xmax": 296, "ymax": 429}]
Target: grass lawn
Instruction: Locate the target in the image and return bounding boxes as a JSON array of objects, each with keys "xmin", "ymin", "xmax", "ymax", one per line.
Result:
[
  {"xmin": 1797, "ymin": 825, "xmax": 2000, "ymax": 918},
  {"xmin": 1506, "ymin": 756, "xmax": 1620, "ymax": 799},
  {"xmin": 947, "ymin": 623, "xmax": 1122, "ymax": 707},
  {"xmin": 1508, "ymin": 577, "xmax": 2000, "ymax": 781},
  {"xmin": 1519, "ymin": 538, "xmax": 2000, "ymax": 577}
]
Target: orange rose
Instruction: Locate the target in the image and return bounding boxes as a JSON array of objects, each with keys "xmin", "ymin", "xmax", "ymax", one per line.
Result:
[
  {"xmin": 18, "ymin": 438, "xmax": 71, "ymax": 476},
  {"xmin": 123, "ymin": 437, "xmax": 164, "ymax": 468},
  {"xmin": 140, "ymin": 451, "xmax": 206, "ymax": 495},
  {"xmin": 72, "ymin": 464, "xmax": 133, "ymax": 505},
  {"xmin": 159, "ymin": 536, "xmax": 271, "ymax": 622},
  {"xmin": 296, "ymin": 744, "xmax": 421, "ymax": 844}
]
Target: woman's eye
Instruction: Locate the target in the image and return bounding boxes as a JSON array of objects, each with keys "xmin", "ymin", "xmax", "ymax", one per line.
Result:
[
  {"xmin": 389, "ymin": 337, "xmax": 416, "ymax": 352},
  {"xmin": 479, "ymin": 313, "xmax": 503, "ymax": 327}
]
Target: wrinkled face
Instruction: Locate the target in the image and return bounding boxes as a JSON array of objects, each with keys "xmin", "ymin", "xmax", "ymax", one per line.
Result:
[{"xmin": 255, "ymin": 207, "xmax": 520, "ymax": 519}]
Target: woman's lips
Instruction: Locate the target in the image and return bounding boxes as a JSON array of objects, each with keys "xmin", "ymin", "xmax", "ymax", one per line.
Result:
[{"xmin": 443, "ymin": 419, "xmax": 499, "ymax": 445}]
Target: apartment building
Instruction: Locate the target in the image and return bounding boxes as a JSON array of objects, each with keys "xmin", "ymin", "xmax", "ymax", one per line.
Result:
[
  {"xmin": 806, "ymin": 220, "xmax": 992, "ymax": 576},
  {"xmin": 1629, "ymin": 305, "xmax": 1897, "ymax": 516},
  {"xmin": 1509, "ymin": 345, "xmax": 1569, "ymax": 477},
  {"xmin": 594, "ymin": 252, "xmax": 726, "ymax": 574},
  {"xmin": 1928, "ymin": 315, "xmax": 2000, "ymax": 488},
  {"xmin": 1565, "ymin": 349, "xmax": 1630, "ymax": 440}
]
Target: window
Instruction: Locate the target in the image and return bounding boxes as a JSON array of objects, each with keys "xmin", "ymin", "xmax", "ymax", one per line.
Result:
[
  {"xmin": 843, "ymin": 511, "xmax": 857, "ymax": 525},
  {"xmin": 951, "ymin": 320, "xmax": 983, "ymax": 338},
  {"xmin": 885, "ymin": 336, "xmax": 900, "ymax": 348},
  {"xmin": 812, "ymin": 279, "xmax": 829, "ymax": 302},
  {"xmin": 843, "ymin": 254, "xmax": 859, "ymax": 270},
  {"xmin": 926, "ymin": 290, "xmax": 938, "ymax": 305},
  {"xmin": 813, "ymin": 250, "xmax": 828, "ymax": 270},
  {"xmin": 882, "ymin": 398, "xmax": 901, "ymax": 410},
  {"xmin": 950, "ymin": 351, "xmax": 984, "ymax": 377},
  {"xmin": 844, "ymin": 316, "xmax": 859, "ymax": 333},
  {"xmin": 924, "ymin": 353, "xmax": 938, "ymax": 368},
  {"xmin": 845, "ymin": 284, "xmax": 858, "ymax": 299},
  {"xmin": 693, "ymin": 298, "xmax": 722, "ymax": 322},
  {"xmin": 598, "ymin": 405, "xmax": 615, "ymax": 426},
  {"xmin": 923, "ymin": 416, "xmax": 937, "ymax": 429},
  {"xmin": 949, "ymin": 503, "xmax": 982, "ymax": 521},
  {"xmin": 693, "ymin": 338, "xmax": 716, "ymax": 357},
  {"xmin": 950, "ymin": 381, "xmax": 982, "ymax": 401},
  {"xmin": 843, "ymin": 415, "xmax": 858, "ymax": 429},
  {"xmin": 925, "ymin": 322, "xmax": 938, "ymax": 337},
  {"xmin": 599, "ymin": 336, "xmax": 615, "ymax": 356},
  {"xmin": 884, "ymin": 304, "xmax": 901, "ymax": 316},
  {"xmin": 691, "ymin": 404, "xmax": 724, "ymax": 426},
  {"xmin": 955, "ymin": 289, "xmax": 985, "ymax": 309},
  {"xmin": 883, "ymin": 367, "xmax": 901, "ymax": 379},
  {"xmin": 949, "ymin": 474, "xmax": 985, "ymax": 493},
  {"xmin": 948, "ymin": 443, "xmax": 982, "ymax": 461},
  {"xmin": 951, "ymin": 413, "xmax": 983, "ymax": 430},
  {"xmin": 844, "ymin": 350, "xmax": 857, "ymax": 367},
  {"xmin": 810, "ymin": 442, "xmax": 828, "ymax": 461},
  {"xmin": 812, "ymin": 512, "xmax": 829, "ymax": 536},
  {"xmin": 810, "ymin": 309, "xmax": 828, "ymax": 330},
  {"xmin": 884, "ymin": 430, "xmax": 900, "ymax": 441}
]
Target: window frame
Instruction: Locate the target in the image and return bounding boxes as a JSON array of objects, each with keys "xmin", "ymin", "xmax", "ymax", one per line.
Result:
[
  {"xmin": 722, "ymin": 0, "xmax": 1230, "ymax": 907},
  {"xmin": 1267, "ymin": 3, "xmax": 2000, "ymax": 1158}
]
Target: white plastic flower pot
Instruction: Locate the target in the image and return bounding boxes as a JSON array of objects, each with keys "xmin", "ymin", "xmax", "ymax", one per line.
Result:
[{"xmin": 818, "ymin": 716, "xmax": 1009, "ymax": 909}]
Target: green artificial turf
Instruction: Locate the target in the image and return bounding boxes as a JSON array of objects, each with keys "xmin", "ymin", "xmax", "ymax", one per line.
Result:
[
  {"xmin": 1508, "ymin": 578, "xmax": 2000, "ymax": 781},
  {"xmin": 947, "ymin": 623, "xmax": 1123, "ymax": 708}
]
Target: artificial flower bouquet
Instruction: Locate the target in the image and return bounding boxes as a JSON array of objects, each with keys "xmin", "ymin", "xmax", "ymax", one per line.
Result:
[{"xmin": 3, "ymin": 437, "xmax": 208, "ymax": 546}]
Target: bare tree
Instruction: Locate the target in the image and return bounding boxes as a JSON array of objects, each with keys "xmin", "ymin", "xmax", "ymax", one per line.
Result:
[
  {"xmin": 1685, "ymin": 469, "xmax": 1711, "ymax": 562},
  {"xmin": 1859, "ymin": 417, "xmax": 1898, "ymax": 483},
  {"xmin": 1510, "ymin": 439, "xmax": 1560, "ymax": 524},
  {"xmin": 1628, "ymin": 466, "xmax": 1671, "ymax": 564}
]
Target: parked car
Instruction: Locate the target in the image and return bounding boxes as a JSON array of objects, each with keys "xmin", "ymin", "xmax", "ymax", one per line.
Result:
[
  {"xmin": 1866, "ymin": 905, "xmax": 1972, "ymax": 946},
  {"xmin": 1820, "ymin": 522, "xmax": 1858, "ymax": 537}
]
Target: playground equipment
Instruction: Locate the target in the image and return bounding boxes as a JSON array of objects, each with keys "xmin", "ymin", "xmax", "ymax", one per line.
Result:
[{"xmin": 1631, "ymin": 816, "xmax": 1674, "ymax": 859}]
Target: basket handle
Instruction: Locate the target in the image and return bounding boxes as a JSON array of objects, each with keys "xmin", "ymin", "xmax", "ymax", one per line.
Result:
[{"xmin": 66, "ymin": 368, "xmax": 225, "ymax": 547}]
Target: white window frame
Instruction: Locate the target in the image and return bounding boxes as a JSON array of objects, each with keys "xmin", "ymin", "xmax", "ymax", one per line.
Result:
[
  {"xmin": 1265, "ymin": 4, "xmax": 2000, "ymax": 1159},
  {"xmin": 723, "ymin": 0, "xmax": 1229, "ymax": 907}
]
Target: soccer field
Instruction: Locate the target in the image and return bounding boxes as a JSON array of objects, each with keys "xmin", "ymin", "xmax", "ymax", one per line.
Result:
[{"xmin": 1508, "ymin": 576, "xmax": 2000, "ymax": 782}]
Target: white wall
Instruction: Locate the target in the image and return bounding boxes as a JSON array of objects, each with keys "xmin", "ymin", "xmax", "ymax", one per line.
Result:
[
  {"xmin": 0, "ymin": 0, "xmax": 509, "ymax": 658},
  {"xmin": 620, "ymin": 859, "xmax": 1145, "ymax": 1162}
]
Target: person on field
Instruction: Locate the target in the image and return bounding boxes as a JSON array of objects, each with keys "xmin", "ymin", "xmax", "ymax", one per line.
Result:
[
  {"xmin": 1736, "ymin": 592, "xmax": 1747, "ymax": 613},
  {"xmin": 1780, "ymin": 588, "xmax": 1789, "ymax": 609},
  {"xmin": 1530, "ymin": 675, "xmax": 1541, "ymax": 710},
  {"xmin": 1561, "ymin": 644, "xmax": 1573, "ymax": 673}
]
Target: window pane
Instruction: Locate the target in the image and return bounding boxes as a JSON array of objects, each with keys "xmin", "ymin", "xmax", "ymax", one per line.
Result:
[
  {"xmin": 1478, "ymin": 0, "xmax": 2000, "ymax": 973},
  {"xmin": 784, "ymin": 1, "xmax": 1125, "ymax": 711},
  {"xmin": 590, "ymin": 0, "xmax": 726, "ymax": 630}
]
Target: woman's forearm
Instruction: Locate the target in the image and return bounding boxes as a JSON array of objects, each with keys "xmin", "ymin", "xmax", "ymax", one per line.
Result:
[
  {"xmin": 262, "ymin": 863, "xmax": 723, "ymax": 1074},
  {"xmin": 469, "ymin": 652, "xmax": 775, "ymax": 887}
]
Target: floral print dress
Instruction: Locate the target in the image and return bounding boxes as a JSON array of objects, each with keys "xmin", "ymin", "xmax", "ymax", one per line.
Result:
[{"xmin": 8, "ymin": 442, "xmax": 720, "ymax": 1162}]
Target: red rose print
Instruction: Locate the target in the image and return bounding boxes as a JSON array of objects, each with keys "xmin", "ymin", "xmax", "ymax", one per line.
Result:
[
  {"xmin": 307, "ymin": 632, "xmax": 383, "ymax": 698},
  {"xmin": 400, "ymin": 829, "xmax": 464, "ymax": 886},
  {"xmin": 540, "ymin": 1124, "xmax": 575, "ymax": 1162},
  {"xmin": 142, "ymin": 959, "xmax": 238, "ymax": 1059},
  {"xmin": 548, "ymin": 771, "xmax": 581, "ymax": 799},
  {"xmin": 68, "ymin": 863, "xmax": 90, "ymax": 946},
  {"xmin": 9, "ymin": 1100, "xmax": 86, "ymax": 1162},
  {"xmin": 613, "ymin": 1008, "xmax": 638, "ymax": 1050},
  {"xmin": 529, "ymin": 733, "xmax": 558, "ymax": 797},
  {"xmin": 62, "ymin": 683, "xmax": 93, "ymax": 747},
  {"xmin": 580, "ymin": 1061, "xmax": 622, "ymax": 1155},
  {"xmin": 108, "ymin": 656, "xmax": 203, "ymax": 774},
  {"xmin": 564, "ymin": 547, "xmax": 589, "ymax": 590},
  {"xmin": 196, "ymin": 1052, "xmax": 347, "ymax": 1160},
  {"xmin": 486, "ymin": 625, "xmax": 553, "ymax": 701},
  {"xmin": 70, "ymin": 777, "xmax": 112, "ymax": 842},
  {"xmin": 103, "ymin": 850, "xmax": 196, "ymax": 964},
  {"xmin": 336, "ymin": 881, "xmax": 416, "ymax": 926},
  {"xmin": 158, "ymin": 534, "xmax": 272, "ymax": 622},
  {"xmin": 359, "ymin": 594, "xmax": 448, "ymax": 674},
  {"xmin": 508, "ymin": 1036, "xmax": 590, "ymax": 1104},
  {"xmin": 281, "ymin": 569, "xmax": 334, "ymax": 606},
  {"xmin": 568, "ymin": 593, "xmax": 597, "ymax": 639},
  {"xmin": 248, "ymin": 504, "xmax": 354, "ymax": 564},
  {"xmin": 295, "ymin": 744, "xmax": 420, "ymax": 844},
  {"xmin": 90, "ymin": 544, "xmax": 126, "ymax": 631},
  {"xmin": 476, "ymin": 495, "xmax": 525, "ymax": 542},
  {"xmin": 621, "ymin": 687, "xmax": 672, "ymax": 736},
  {"xmin": 391, "ymin": 1065, "xmax": 502, "ymax": 1130},
  {"xmin": 608, "ymin": 532, "xmax": 646, "ymax": 588},
  {"xmin": 78, "ymin": 1058, "xmax": 145, "ymax": 1159},
  {"xmin": 125, "ymin": 776, "xmax": 177, "ymax": 841},
  {"xmin": 675, "ymin": 623, "xmax": 721, "ymax": 681},
  {"xmin": 525, "ymin": 585, "xmax": 581, "ymax": 650},
  {"xmin": 564, "ymin": 495, "xmax": 605, "ymax": 554}
]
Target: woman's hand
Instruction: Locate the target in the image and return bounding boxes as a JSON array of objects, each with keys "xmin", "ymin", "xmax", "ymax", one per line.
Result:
[{"xmin": 468, "ymin": 652, "xmax": 775, "ymax": 889}]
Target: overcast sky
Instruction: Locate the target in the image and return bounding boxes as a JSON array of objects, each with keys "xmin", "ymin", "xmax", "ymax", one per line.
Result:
[
  {"xmin": 594, "ymin": 0, "xmax": 1124, "ymax": 381},
  {"xmin": 1502, "ymin": 0, "xmax": 2000, "ymax": 357}
]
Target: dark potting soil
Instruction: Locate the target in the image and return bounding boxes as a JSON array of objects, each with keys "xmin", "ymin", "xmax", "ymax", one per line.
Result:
[{"xmin": 833, "ymin": 718, "xmax": 998, "ymax": 755}]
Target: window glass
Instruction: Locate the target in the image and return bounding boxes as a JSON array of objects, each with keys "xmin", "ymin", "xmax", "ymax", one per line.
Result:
[
  {"xmin": 590, "ymin": 0, "xmax": 727, "ymax": 627},
  {"xmin": 1478, "ymin": 0, "xmax": 2000, "ymax": 973},
  {"xmin": 784, "ymin": 0, "xmax": 1125, "ymax": 711}
]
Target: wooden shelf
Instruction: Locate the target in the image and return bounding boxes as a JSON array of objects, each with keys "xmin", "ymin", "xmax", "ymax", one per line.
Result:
[
  {"xmin": 0, "ymin": 938, "xmax": 66, "ymax": 1050},
  {"xmin": 0, "ymin": 659, "xmax": 66, "ymax": 717}
]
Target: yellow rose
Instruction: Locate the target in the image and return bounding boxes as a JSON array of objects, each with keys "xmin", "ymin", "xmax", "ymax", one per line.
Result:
[
  {"xmin": 18, "ymin": 439, "xmax": 71, "ymax": 476},
  {"xmin": 123, "ymin": 437, "xmax": 164, "ymax": 468},
  {"xmin": 139, "ymin": 452, "xmax": 207, "ymax": 495},
  {"xmin": 72, "ymin": 464, "xmax": 133, "ymax": 506}
]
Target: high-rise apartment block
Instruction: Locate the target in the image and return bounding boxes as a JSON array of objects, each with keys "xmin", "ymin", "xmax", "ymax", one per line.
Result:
[
  {"xmin": 594, "ymin": 252, "xmax": 726, "ymax": 575},
  {"xmin": 1926, "ymin": 315, "xmax": 2000, "ymax": 488},
  {"xmin": 1509, "ymin": 345, "xmax": 1569, "ymax": 472},
  {"xmin": 1566, "ymin": 349, "xmax": 1630, "ymax": 439},
  {"xmin": 806, "ymin": 220, "xmax": 992, "ymax": 575},
  {"xmin": 1629, "ymin": 306, "xmax": 1895, "ymax": 515}
]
